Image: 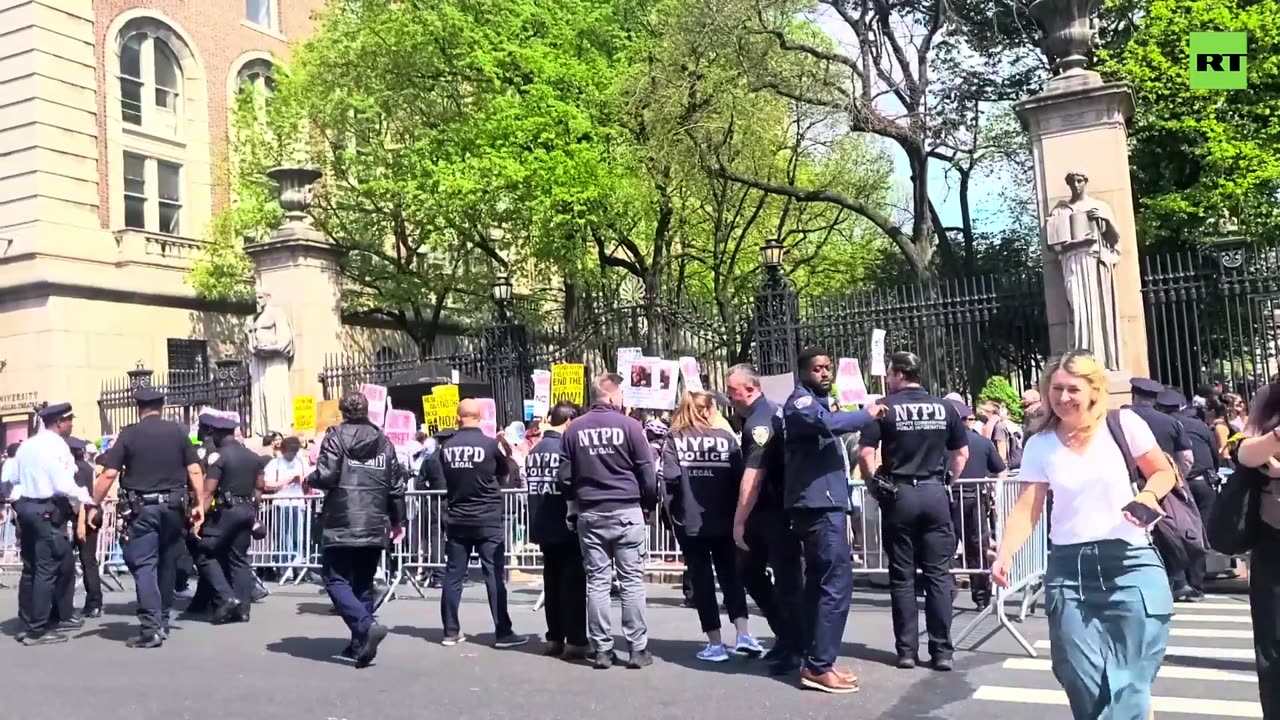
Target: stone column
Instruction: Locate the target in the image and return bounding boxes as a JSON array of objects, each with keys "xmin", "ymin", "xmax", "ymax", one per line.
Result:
[
  {"xmin": 1015, "ymin": 0, "xmax": 1149, "ymax": 393},
  {"xmin": 244, "ymin": 168, "xmax": 343, "ymax": 418}
]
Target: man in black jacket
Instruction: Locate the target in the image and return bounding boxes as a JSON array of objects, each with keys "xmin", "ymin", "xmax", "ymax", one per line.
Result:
[
  {"xmin": 309, "ymin": 391, "xmax": 407, "ymax": 668},
  {"xmin": 423, "ymin": 398, "xmax": 528, "ymax": 649}
]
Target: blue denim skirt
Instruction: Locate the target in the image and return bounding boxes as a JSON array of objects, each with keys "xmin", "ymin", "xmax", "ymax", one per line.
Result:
[{"xmin": 1044, "ymin": 539, "xmax": 1173, "ymax": 720}]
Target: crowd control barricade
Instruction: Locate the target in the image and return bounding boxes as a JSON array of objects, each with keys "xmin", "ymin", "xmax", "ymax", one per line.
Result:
[
  {"xmin": 0, "ymin": 504, "xmax": 18, "ymax": 586},
  {"xmin": 952, "ymin": 476, "xmax": 1046, "ymax": 657}
]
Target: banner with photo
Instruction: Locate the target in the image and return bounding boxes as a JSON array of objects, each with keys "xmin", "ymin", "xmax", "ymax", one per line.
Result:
[{"xmin": 623, "ymin": 357, "xmax": 680, "ymax": 410}]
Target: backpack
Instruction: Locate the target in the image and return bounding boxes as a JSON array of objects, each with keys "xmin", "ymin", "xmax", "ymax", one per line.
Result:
[
  {"xmin": 1206, "ymin": 466, "xmax": 1261, "ymax": 555},
  {"xmin": 1004, "ymin": 421, "xmax": 1024, "ymax": 471},
  {"xmin": 1106, "ymin": 410, "xmax": 1207, "ymax": 569}
]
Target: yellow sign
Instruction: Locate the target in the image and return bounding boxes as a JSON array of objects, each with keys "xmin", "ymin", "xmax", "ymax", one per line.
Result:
[
  {"xmin": 551, "ymin": 363, "xmax": 585, "ymax": 405},
  {"xmin": 314, "ymin": 399, "xmax": 341, "ymax": 435},
  {"xmin": 293, "ymin": 395, "xmax": 316, "ymax": 432},
  {"xmin": 432, "ymin": 384, "xmax": 459, "ymax": 430}
]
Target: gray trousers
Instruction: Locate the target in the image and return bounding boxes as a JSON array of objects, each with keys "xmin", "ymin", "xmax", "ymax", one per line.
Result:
[{"xmin": 577, "ymin": 507, "xmax": 648, "ymax": 653}]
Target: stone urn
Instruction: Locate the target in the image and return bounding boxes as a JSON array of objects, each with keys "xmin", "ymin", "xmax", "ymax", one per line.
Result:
[
  {"xmin": 266, "ymin": 166, "xmax": 322, "ymax": 224},
  {"xmin": 1029, "ymin": 0, "xmax": 1101, "ymax": 76}
]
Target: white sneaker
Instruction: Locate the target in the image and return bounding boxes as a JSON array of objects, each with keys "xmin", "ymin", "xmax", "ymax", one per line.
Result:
[
  {"xmin": 442, "ymin": 633, "xmax": 467, "ymax": 647},
  {"xmin": 697, "ymin": 643, "xmax": 730, "ymax": 662},
  {"xmin": 735, "ymin": 633, "xmax": 764, "ymax": 657}
]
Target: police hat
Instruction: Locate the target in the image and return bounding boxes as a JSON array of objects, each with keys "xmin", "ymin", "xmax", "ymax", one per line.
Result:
[
  {"xmin": 948, "ymin": 399, "xmax": 975, "ymax": 420},
  {"xmin": 37, "ymin": 402, "xmax": 74, "ymax": 422},
  {"xmin": 203, "ymin": 415, "xmax": 238, "ymax": 431},
  {"xmin": 66, "ymin": 436, "xmax": 88, "ymax": 450},
  {"xmin": 1156, "ymin": 388, "xmax": 1186, "ymax": 409},
  {"xmin": 133, "ymin": 387, "xmax": 165, "ymax": 404},
  {"xmin": 1130, "ymin": 378, "xmax": 1164, "ymax": 397}
]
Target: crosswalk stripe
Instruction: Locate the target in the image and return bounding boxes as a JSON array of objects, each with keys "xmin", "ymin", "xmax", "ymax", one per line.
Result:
[
  {"xmin": 974, "ymin": 686, "xmax": 1261, "ymax": 717},
  {"xmin": 1034, "ymin": 640, "xmax": 1254, "ymax": 660},
  {"xmin": 1002, "ymin": 657, "xmax": 1258, "ymax": 683},
  {"xmin": 1174, "ymin": 602, "xmax": 1252, "ymax": 611},
  {"xmin": 1173, "ymin": 614, "xmax": 1252, "ymax": 624},
  {"xmin": 1170, "ymin": 628, "xmax": 1254, "ymax": 639}
]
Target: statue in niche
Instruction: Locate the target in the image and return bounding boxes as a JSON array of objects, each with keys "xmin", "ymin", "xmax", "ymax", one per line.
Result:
[
  {"xmin": 248, "ymin": 290, "xmax": 295, "ymax": 435},
  {"xmin": 1045, "ymin": 171, "xmax": 1122, "ymax": 369}
]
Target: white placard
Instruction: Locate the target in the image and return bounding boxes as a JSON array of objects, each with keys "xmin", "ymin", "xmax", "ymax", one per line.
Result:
[{"xmin": 869, "ymin": 329, "xmax": 887, "ymax": 376}]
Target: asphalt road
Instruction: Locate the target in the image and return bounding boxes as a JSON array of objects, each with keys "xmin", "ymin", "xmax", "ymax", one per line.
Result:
[{"xmin": 0, "ymin": 578, "xmax": 1261, "ymax": 720}]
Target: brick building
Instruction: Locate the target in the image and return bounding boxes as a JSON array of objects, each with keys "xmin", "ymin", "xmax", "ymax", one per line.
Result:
[{"xmin": 0, "ymin": 0, "xmax": 406, "ymax": 440}]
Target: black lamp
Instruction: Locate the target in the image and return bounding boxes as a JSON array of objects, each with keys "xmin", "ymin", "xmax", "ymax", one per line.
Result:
[
  {"xmin": 761, "ymin": 240, "xmax": 784, "ymax": 268},
  {"xmin": 492, "ymin": 273, "xmax": 513, "ymax": 304}
]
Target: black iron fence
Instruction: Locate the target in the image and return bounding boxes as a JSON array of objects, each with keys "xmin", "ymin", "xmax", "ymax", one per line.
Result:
[{"xmin": 98, "ymin": 360, "xmax": 251, "ymax": 436}]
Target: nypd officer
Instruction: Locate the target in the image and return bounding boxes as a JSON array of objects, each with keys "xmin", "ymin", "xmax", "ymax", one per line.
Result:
[
  {"xmin": 93, "ymin": 388, "xmax": 204, "ymax": 648},
  {"xmin": 1158, "ymin": 388, "xmax": 1217, "ymax": 601},
  {"xmin": 782, "ymin": 347, "xmax": 882, "ymax": 694},
  {"xmin": 1128, "ymin": 378, "xmax": 1194, "ymax": 477},
  {"xmin": 857, "ymin": 352, "xmax": 968, "ymax": 671},
  {"xmin": 196, "ymin": 414, "xmax": 264, "ymax": 624},
  {"xmin": 181, "ymin": 411, "xmax": 224, "ymax": 616},
  {"xmin": 727, "ymin": 363, "xmax": 805, "ymax": 676},
  {"xmin": 9, "ymin": 402, "xmax": 94, "ymax": 645}
]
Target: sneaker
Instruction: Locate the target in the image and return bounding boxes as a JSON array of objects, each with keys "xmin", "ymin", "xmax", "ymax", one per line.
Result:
[
  {"xmin": 20, "ymin": 631, "xmax": 69, "ymax": 646},
  {"xmin": 57, "ymin": 615, "xmax": 85, "ymax": 631},
  {"xmin": 543, "ymin": 641, "xmax": 566, "ymax": 657},
  {"xmin": 125, "ymin": 633, "xmax": 164, "ymax": 649},
  {"xmin": 800, "ymin": 667, "xmax": 859, "ymax": 694},
  {"xmin": 626, "ymin": 649, "xmax": 654, "ymax": 669},
  {"xmin": 735, "ymin": 634, "xmax": 764, "ymax": 657},
  {"xmin": 494, "ymin": 633, "xmax": 529, "ymax": 649},
  {"xmin": 593, "ymin": 650, "xmax": 620, "ymax": 669},
  {"xmin": 442, "ymin": 633, "xmax": 466, "ymax": 647},
  {"xmin": 696, "ymin": 643, "xmax": 730, "ymax": 663},
  {"xmin": 355, "ymin": 623, "xmax": 388, "ymax": 668}
]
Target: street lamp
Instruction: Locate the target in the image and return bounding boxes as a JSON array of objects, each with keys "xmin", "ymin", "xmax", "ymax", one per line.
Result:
[
  {"xmin": 491, "ymin": 273, "xmax": 513, "ymax": 306},
  {"xmin": 761, "ymin": 241, "xmax": 784, "ymax": 269}
]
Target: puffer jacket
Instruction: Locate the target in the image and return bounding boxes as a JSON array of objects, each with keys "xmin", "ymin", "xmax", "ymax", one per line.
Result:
[{"xmin": 308, "ymin": 420, "xmax": 407, "ymax": 548}]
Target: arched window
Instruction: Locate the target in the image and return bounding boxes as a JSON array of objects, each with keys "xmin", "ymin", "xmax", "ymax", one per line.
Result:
[
  {"xmin": 235, "ymin": 58, "xmax": 276, "ymax": 97},
  {"xmin": 118, "ymin": 32, "xmax": 183, "ymax": 134}
]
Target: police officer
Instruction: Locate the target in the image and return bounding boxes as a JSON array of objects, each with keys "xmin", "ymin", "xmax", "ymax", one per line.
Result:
[
  {"xmin": 69, "ymin": 436, "xmax": 104, "ymax": 619},
  {"xmin": 92, "ymin": 388, "xmax": 204, "ymax": 648},
  {"xmin": 727, "ymin": 363, "xmax": 805, "ymax": 676},
  {"xmin": 423, "ymin": 398, "xmax": 528, "ymax": 649},
  {"xmin": 180, "ymin": 412, "xmax": 222, "ymax": 616},
  {"xmin": 946, "ymin": 400, "xmax": 1006, "ymax": 611},
  {"xmin": 1128, "ymin": 378, "xmax": 1194, "ymax": 477},
  {"xmin": 196, "ymin": 415, "xmax": 264, "ymax": 624},
  {"xmin": 782, "ymin": 347, "xmax": 882, "ymax": 693},
  {"xmin": 857, "ymin": 352, "xmax": 968, "ymax": 671},
  {"xmin": 1159, "ymin": 388, "xmax": 1216, "ymax": 601},
  {"xmin": 9, "ymin": 403, "xmax": 94, "ymax": 645}
]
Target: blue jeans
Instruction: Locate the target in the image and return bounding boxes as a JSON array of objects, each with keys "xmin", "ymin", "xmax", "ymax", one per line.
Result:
[
  {"xmin": 323, "ymin": 546, "xmax": 381, "ymax": 642},
  {"xmin": 1045, "ymin": 540, "xmax": 1172, "ymax": 720},
  {"xmin": 792, "ymin": 509, "xmax": 852, "ymax": 674}
]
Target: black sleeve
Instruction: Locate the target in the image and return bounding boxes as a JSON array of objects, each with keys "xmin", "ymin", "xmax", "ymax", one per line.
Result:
[
  {"xmin": 556, "ymin": 431, "xmax": 576, "ymax": 499},
  {"xmin": 100, "ymin": 432, "xmax": 128, "ymax": 472},
  {"xmin": 493, "ymin": 439, "xmax": 513, "ymax": 487},
  {"xmin": 742, "ymin": 421, "xmax": 766, "ymax": 470},
  {"xmin": 659, "ymin": 438, "xmax": 680, "ymax": 510},
  {"xmin": 859, "ymin": 416, "xmax": 884, "ymax": 449},
  {"xmin": 386, "ymin": 442, "xmax": 406, "ymax": 526},
  {"xmin": 206, "ymin": 458, "xmax": 224, "ymax": 483},
  {"xmin": 307, "ymin": 431, "xmax": 343, "ymax": 492},
  {"xmin": 182, "ymin": 435, "xmax": 199, "ymax": 467},
  {"xmin": 630, "ymin": 420, "xmax": 658, "ymax": 512}
]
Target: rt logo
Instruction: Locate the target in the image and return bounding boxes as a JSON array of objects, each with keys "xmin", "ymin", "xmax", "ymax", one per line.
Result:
[{"xmin": 1189, "ymin": 32, "xmax": 1248, "ymax": 89}]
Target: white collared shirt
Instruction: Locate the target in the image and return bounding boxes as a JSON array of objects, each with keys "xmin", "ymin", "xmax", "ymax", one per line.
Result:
[{"xmin": 7, "ymin": 429, "xmax": 92, "ymax": 505}]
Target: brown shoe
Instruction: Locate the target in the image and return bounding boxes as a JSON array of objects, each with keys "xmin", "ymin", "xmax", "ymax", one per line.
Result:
[
  {"xmin": 832, "ymin": 667, "xmax": 859, "ymax": 684},
  {"xmin": 560, "ymin": 644, "xmax": 590, "ymax": 661},
  {"xmin": 800, "ymin": 667, "xmax": 859, "ymax": 694}
]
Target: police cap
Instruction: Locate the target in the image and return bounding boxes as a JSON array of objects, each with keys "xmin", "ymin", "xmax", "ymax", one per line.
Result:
[
  {"xmin": 66, "ymin": 436, "xmax": 88, "ymax": 450},
  {"xmin": 133, "ymin": 387, "xmax": 165, "ymax": 404},
  {"xmin": 203, "ymin": 415, "xmax": 238, "ymax": 431},
  {"xmin": 37, "ymin": 402, "xmax": 74, "ymax": 422},
  {"xmin": 1156, "ymin": 388, "xmax": 1186, "ymax": 409},
  {"xmin": 1130, "ymin": 378, "xmax": 1164, "ymax": 397}
]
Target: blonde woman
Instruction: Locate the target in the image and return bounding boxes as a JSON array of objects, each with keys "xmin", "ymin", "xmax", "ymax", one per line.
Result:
[
  {"xmin": 659, "ymin": 391, "xmax": 762, "ymax": 661},
  {"xmin": 991, "ymin": 352, "xmax": 1177, "ymax": 719}
]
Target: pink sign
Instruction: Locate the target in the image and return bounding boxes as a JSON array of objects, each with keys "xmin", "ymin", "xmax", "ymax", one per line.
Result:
[
  {"xmin": 835, "ymin": 358, "xmax": 868, "ymax": 406},
  {"xmin": 360, "ymin": 384, "xmax": 388, "ymax": 427},
  {"xmin": 384, "ymin": 409, "xmax": 416, "ymax": 448},
  {"xmin": 476, "ymin": 398, "xmax": 498, "ymax": 438}
]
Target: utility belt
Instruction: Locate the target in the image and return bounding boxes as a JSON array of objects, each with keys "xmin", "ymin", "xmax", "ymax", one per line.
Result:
[
  {"xmin": 214, "ymin": 493, "xmax": 256, "ymax": 508},
  {"xmin": 867, "ymin": 472, "xmax": 949, "ymax": 503},
  {"xmin": 118, "ymin": 487, "xmax": 186, "ymax": 519},
  {"xmin": 17, "ymin": 496, "xmax": 73, "ymax": 525}
]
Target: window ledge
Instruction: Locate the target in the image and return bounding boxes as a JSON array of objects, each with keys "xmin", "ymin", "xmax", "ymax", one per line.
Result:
[
  {"xmin": 122, "ymin": 124, "xmax": 187, "ymax": 151},
  {"xmin": 114, "ymin": 228, "xmax": 204, "ymax": 270},
  {"xmin": 241, "ymin": 19, "xmax": 287, "ymax": 43}
]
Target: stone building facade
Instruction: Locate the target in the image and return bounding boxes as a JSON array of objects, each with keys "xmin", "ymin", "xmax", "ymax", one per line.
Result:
[{"xmin": 0, "ymin": 0, "xmax": 406, "ymax": 440}]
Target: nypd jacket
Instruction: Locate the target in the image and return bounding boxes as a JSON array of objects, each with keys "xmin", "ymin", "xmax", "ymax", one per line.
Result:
[
  {"xmin": 422, "ymin": 427, "xmax": 508, "ymax": 530},
  {"xmin": 659, "ymin": 427, "xmax": 743, "ymax": 537},
  {"xmin": 557, "ymin": 403, "xmax": 657, "ymax": 513},
  {"xmin": 525, "ymin": 430, "xmax": 571, "ymax": 544},
  {"xmin": 742, "ymin": 395, "xmax": 785, "ymax": 518},
  {"xmin": 308, "ymin": 420, "xmax": 407, "ymax": 548},
  {"xmin": 782, "ymin": 384, "xmax": 874, "ymax": 511}
]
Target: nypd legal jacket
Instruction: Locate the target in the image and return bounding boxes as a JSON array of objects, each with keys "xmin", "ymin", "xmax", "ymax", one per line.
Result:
[
  {"xmin": 525, "ymin": 430, "xmax": 571, "ymax": 545},
  {"xmin": 782, "ymin": 384, "xmax": 874, "ymax": 511}
]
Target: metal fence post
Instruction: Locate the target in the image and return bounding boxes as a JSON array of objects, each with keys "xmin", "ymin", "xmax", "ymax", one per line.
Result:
[{"xmin": 486, "ymin": 274, "xmax": 533, "ymax": 425}]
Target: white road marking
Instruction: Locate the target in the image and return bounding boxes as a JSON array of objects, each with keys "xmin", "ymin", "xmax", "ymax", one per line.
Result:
[
  {"xmin": 1170, "ymin": 627, "xmax": 1254, "ymax": 639},
  {"xmin": 1033, "ymin": 640, "xmax": 1254, "ymax": 660},
  {"xmin": 1173, "ymin": 614, "xmax": 1252, "ymax": 624},
  {"xmin": 973, "ymin": 686, "xmax": 1261, "ymax": 717},
  {"xmin": 1002, "ymin": 657, "xmax": 1257, "ymax": 683}
]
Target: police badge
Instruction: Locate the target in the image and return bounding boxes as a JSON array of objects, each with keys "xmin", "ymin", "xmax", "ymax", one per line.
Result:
[
  {"xmin": 751, "ymin": 426, "xmax": 771, "ymax": 446},
  {"xmin": 794, "ymin": 395, "xmax": 813, "ymax": 409}
]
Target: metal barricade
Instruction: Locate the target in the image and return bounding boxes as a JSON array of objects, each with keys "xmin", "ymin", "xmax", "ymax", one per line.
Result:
[{"xmin": 0, "ymin": 504, "xmax": 19, "ymax": 586}]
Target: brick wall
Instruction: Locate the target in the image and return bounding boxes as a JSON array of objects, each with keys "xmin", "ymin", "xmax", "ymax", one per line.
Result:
[{"xmin": 92, "ymin": 0, "xmax": 328, "ymax": 229}]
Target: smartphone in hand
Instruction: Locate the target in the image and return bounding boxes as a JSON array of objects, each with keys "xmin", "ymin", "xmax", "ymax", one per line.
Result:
[{"xmin": 1122, "ymin": 500, "xmax": 1162, "ymax": 526}]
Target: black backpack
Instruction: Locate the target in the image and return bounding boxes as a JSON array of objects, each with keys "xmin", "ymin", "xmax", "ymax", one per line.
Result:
[
  {"xmin": 1005, "ymin": 422, "xmax": 1024, "ymax": 470},
  {"xmin": 1106, "ymin": 411, "xmax": 1207, "ymax": 569},
  {"xmin": 1206, "ymin": 465, "xmax": 1262, "ymax": 555}
]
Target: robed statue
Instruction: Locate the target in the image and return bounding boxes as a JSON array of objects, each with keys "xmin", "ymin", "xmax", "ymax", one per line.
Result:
[
  {"xmin": 248, "ymin": 291, "xmax": 294, "ymax": 435},
  {"xmin": 1045, "ymin": 171, "xmax": 1122, "ymax": 369}
]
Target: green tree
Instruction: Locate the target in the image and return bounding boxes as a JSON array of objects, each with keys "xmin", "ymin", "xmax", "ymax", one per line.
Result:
[
  {"xmin": 978, "ymin": 374, "xmax": 1023, "ymax": 423},
  {"xmin": 1098, "ymin": 0, "xmax": 1280, "ymax": 247}
]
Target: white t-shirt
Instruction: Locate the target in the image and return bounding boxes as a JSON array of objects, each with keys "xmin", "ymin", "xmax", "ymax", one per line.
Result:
[
  {"xmin": 1019, "ymin": 409, "xmax": 1156, "ymax": 547},
  {"xmin": 265, "ymin": 455, "xmax": 310, "ymax": 502}
]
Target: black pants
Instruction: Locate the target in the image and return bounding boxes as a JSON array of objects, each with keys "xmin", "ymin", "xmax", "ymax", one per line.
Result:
[
  {"xmin": 949, "ymin": 485, "xmax": 990, "ymax": 606},
  {"xmin": 540, "ymin": 540, "xmax": 587, "ymax": 646},
  {"xmin": 678, "ymin": 533, "xmax": 747, "ymax": 634},
  {"xmin": 441, "ymin": 525, "xmax": 511, "ymax": 638},
  {"xmin": 122, "ymin": 501, "xmax": 186, "ymax": 635},
  {"xmin": 15, "ymin": 499, "xmax": 74, "ymax": 635},
  {"xmin": 882, "ymin": 481, "xmax": 956, "ymax": 659},
  {"xmin": 196, "ymin": 503, "xmax": 256, "ymax": 611},
  {"xmin": 323, "ymin": 545, "xmax": 381, "ymax": 642},
  {"xmin": 1252, "ymin": 528, "xmax": 1280, "ymax": 718},
  {"xmin": 77, "ymin": 524, "xmax": 102, "ymax": 612},
  {"xmin": 742, "ymin": 509, "xmax": 804, "ymax": 654}
]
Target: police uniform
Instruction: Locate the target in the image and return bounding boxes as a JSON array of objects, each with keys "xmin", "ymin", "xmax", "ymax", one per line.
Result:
[
  {"xmin": 738, "ymin": 394, "xmax": 804, "ymax": 672},
  {"xmin": 1128, "ymin": 379, "xmax": 1193, "ymax": 459},
  {"xmin": 195, "ymin": 415, "xmax": 262, "ymax": 624},
  {"xmin": 949, "ymin": 403, "xmax": 1006, "ymax": 609},
  {"xmin": 180, "ymin": 430, "xmax": 219, "ymax": 615},
  {"xmin": 69, "ymin": 437, "xmax": 104, "ymax": 618},
  {"xmin": 10, "ymin": 403, "xmax": 91, "ymax": 644},
  {"xmin": 860, "ymin": 387, "xmax": 967, "ymax": 668},
  {"xmin": 781, "ymin": 384, "xmax": 874, "ymax": 678},
  {"xmin": 99, "ymin": 388, "xmax": 200, "ymax": 646}
]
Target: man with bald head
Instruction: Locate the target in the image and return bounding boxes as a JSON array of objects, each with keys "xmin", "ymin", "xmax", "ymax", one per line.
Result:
[
  {"xmin": 559, "ymin": 372, "xmax": 657, "ymax": 669},
  {"xmin": 424, "ymin": 397, "xmax": 527, "ymax": 649}
]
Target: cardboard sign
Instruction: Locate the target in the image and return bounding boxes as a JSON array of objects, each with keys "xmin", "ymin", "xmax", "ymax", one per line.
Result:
[
  {"xmin": 476, "ymin": 398, "xmax": 498, "ymax": 438},
  {"xmin": 623, "ymin": 357, "xmax": 679, "ymax": 410},
  {"xmin": 292, "ymin": 395, "xmax": 316, "ymax": 433},
  {"xmin": 315, "ymin": 400, "xmax": 341, "ymax": 435},
  {"xmin": 384, "ymin": 409, "xmax": 416, "ymax": 448},
  {"xmin": 551, "ymin": 364, "xmax": 585, "ymax": 405},
  {"xmin": 432, "ymin": 384, "xmax": 459, "ymax": 431},
  {"xmin": 835, "ymin": 358, "xmax": 868, "ymax": 406},
  {"xmin": 360, "ymin": 384, "xmax": 388, "ymax": 427},
  {"xmin": 421, "ymin": 395, "xmax": 438, "ymax": 433},
  {"xmin": 869, "ymin": 329, "xmax": 887, "ymax": 376}
]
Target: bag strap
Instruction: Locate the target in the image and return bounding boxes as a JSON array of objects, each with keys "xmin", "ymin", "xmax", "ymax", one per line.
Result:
[{"xmin": 1106, "ymin": 410, "xmax": 1145, "ymax": 492}]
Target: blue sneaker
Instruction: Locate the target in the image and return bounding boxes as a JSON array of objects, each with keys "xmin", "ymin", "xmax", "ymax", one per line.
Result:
[
  {"xmin": 735, "ymin": 634, "xmax": 764, "ymax": 657},
  {"xmin": 697, "ymin": 643, "xmax": 730, "ymax": 662}
]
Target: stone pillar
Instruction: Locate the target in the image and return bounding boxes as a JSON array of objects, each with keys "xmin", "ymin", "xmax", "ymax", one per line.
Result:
[
  {"xmin": 244, "ymin": 168, "xmax": 343, "ymax": 416},
  {"xmin": 1015, "ymin": 0, "xmax": 1149, "ymax": 394}
]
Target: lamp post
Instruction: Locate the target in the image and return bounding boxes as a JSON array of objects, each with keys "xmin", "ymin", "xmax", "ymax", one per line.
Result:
[
  {"xmin": 491, "ymin": 273, "xmax": 513, "ymax": 322},
  {"xmin": 753, "ymin": 240, "xmax": 799, "ymax": 377},
  {"xmin": 485, "ymin": 271, "xmax": 529, "ymax": 425}
]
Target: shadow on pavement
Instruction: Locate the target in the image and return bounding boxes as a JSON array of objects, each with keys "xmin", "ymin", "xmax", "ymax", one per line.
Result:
[
  {"xmin": 266, "ymin": 636, "xmax": 357, "ymax": 666},
  {"xmin": 75, "ymin": 621, "xmax": 140, "ymax": 643}
]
